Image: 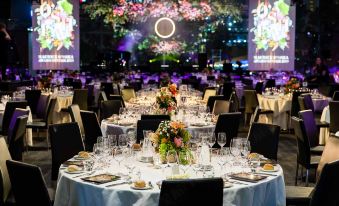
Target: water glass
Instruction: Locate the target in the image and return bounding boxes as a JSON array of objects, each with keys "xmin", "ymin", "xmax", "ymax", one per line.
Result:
[{"xmin": 217, "ymin": 133, "xmax": 226, "ymax": 147}]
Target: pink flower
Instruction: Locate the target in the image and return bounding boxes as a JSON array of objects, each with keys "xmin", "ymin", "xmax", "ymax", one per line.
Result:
[{"xmin": 174, "ymin": 137, "xmax": 183, "ymax": 148}]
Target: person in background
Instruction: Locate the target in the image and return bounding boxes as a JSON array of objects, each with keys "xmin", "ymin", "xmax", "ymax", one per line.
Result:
[
  {"xmin": 0, "ymin": 22, "xmax": 11, "ymax": 80},
  {"xmin": 310, "ymin": 57, "xmax": 330, "ymax": 84}
]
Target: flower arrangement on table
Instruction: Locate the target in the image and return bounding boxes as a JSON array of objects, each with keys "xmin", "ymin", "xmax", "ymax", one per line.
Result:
[
  {"xmin": 156, "ymin": 84, "xmax": 178, "ymax": 114},
  {"xmin": 285, "ymin": 78, "xmax": 300, "ymax": 92},
  {"xmin": 149, "ymin": 121, "xmax": 191, "ymax": 162}
]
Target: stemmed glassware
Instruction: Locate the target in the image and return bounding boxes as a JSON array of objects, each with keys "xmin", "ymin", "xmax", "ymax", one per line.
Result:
[
  {"xmin": 208, "ymin": 134, "xmax": 216, "ymax": 148},
  {"xmin": 166, "ymin": 150, "xmax": 178, "ymax": 168},
  {"xmin": 178, "ymin": 151, "xmax": 191, "ymax": 174},
  {"xmin": 217, "ymin": 133, "xmax": 226, "ymax": 148}
]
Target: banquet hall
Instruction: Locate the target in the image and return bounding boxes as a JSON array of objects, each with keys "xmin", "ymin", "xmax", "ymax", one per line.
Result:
[{"xmin": 0, "ymin": 0, "xmax": 339, "ymax": 205}]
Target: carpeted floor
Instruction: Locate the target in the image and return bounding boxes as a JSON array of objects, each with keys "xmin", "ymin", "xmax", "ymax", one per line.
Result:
[{"xmin": 23, "ymin": 129, "xmax": 316, "ymax": 190}]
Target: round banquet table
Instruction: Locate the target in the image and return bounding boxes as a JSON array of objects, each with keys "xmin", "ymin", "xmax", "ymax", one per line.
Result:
[
  {"xmin": 257, "ymin": 94, "xmax": 291, "ymax": 130},
  {"xmin": 319, "ymin": 106, "xmax": 330, "ymax": 145},
  {"xmin": 54, "ymin": 159, "xmax": 286, "ymax": 206},
  {"xmin": 101, "ymin": 120, "xmax": 215, "ymax": 138}
]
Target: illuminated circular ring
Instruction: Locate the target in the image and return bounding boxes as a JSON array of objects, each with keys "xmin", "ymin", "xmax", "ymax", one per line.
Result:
[{"xmin": 154, "ymin": 17, "xmax": 176, "ymax": 39}]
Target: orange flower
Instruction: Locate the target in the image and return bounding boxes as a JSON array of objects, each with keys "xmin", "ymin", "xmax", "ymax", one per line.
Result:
[{"xmin": 169, "ymin": 121, "xmax": 185, "ymax": 130}]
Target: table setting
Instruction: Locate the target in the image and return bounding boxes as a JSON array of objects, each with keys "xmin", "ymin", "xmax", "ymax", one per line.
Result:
[{"xmin": 55, "ymin": 120, "xmax": 286, "ymax": 206}]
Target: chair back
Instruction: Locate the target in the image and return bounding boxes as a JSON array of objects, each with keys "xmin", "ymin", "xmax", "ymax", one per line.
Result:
[
  {"xmin": 291, "ymin": 117, "xmax": 311, "ymax": 168},
  {"xmin": 332, "ymin": 91, "xmax": 339, "ymax": 101},
  {"xmin": 72, "ymin": 89, "xmax": 88, "ymax": 110},
  {"xmin": 46, "ymin": 98, "xmax": 57, "ymax": 124},
  {"xmin": 291, "ymin": 91, "xmax": 308, "ymax": 117},
  {"xmin": 214, "ymin": 112, "xmax": 241, "ymax": 147},
  {"xmin": 265, "ymin": 79, "xmax": 276, "ymax": 89},
  {"xmin": 121, "ymin": 88, "xmax": 136, "ymax": 101},
  {"xmin": 222, "ymin": 82, "xmax": 235, "ymax": 100},
  {"xmin": 109, "ymin": 95, "xmax": 125, "ymax": 107},
  {"xmin": 100, "ymin": 100, "xmax": 122, "ymax": 122},
  {"xmin": 0, "ymin": 138, "xmax": 11, "ymax": 204},
  {"xmin": 8, "ymin": 114, "xmax": 28, "ymax": 161},
  {"xmin": 141, "ymin": 115, "xmax": 170, "ymax": 120},
  {"xmin": 310, "ymin": 160, "xmax": 339, "ymax": 206},
  {"xmin": 329, "ymin": 101, "xmax": 339, "ymax": 133},
  {"xmin": 100, "ymin": 82, "xmax": 114, "ymax": 97},
  {"xmin": 71, "ymin": 79, "xmax": 82, "ymax": 89},
  {"xmin": 212, "ymin": 100, "xmax": 229, "ymax": 115},
  {"xmin": 250, "ymin": 106, "xmax": 261, "ymax": 125},
  {"xmin": 229, "ymin": 91, "xmax": 240, "ymax": 112},
  {"xmin": 24, "ymin": 89, "xmax": 41, "ymax": 114},
  {"xmin": 2, "ymin": 101, "xmax": 27, "ymax": 136},
  {"xmin": 159, "ymin": 178, "xmax": 224, "ymax": 206},
  {"xmin": 80, "ymin": 111, "xmax": 102, "ymax": 151},
  {"xmin": 6, "ymin": 160, "xmax": 51, "ymax": 206},
  {"xmin": 202, "ymin": 87, "xmax": 217, "ymax": 101},
  {"xmin": 49, "ymin": 122, "xmax": 84, "ymax": 180},
  {"xmin": 136, "ymin": 120, "xmax": 163, "ymax": 143},
  {"xmin": 248, "ymin": 122, "xmax": 280, "ymax": 160},
  {"xmin": 35, "ymin": 94, "xmax": 50, "ymax": 119},
  {"xmin": 255, "ymin": 81, "xmax": 264, "ymax": 94},
  {"xmin": 206, "ymin": 95, "xmax": 227, "ymax": 112},
  {"xmin": 63, "ymin": 78, "xmax": 73, "ymax": 86},
  {"xmin": 299, "ymin": 110, "xmax": 319, "ymax": 147},
  {"xmin": 68, "ymin": 104, "xmax": 85, "ymax": 136},
  {"xmin": 244, "ymin": 90, "xmax": 259, "ymax": 114},
  {"xmin": 301, "ymin": 94, "xmax": 315, "ymax": 112}
]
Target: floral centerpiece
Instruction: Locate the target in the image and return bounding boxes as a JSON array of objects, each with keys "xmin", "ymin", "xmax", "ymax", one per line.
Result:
[
  {"xmin": 150, "ymin": 121, "xmax": 191, "ymax": 162},
  {"xmin": 156, "ymin": 84, "xmax": 178, "ymax": 114},
  {"xmin": 285, "ymin": 77, "xmax": 300, "ymax": 93}
]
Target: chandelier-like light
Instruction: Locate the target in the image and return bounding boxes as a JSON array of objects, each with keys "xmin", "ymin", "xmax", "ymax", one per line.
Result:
[{"xmin": 154, "ymin": 17, "xmax": 176, "ymax": 39}]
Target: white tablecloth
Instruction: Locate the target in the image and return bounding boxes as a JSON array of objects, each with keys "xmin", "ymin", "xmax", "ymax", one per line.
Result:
[
  {"xmin": 257, "ymin": 95, "xmax": 291, "ymax": 130},
  {"xmin": 54, "ymin": 160, "xmax": 286, "ymax": 206},
  {"xmin": 319, "ymin": 106, "xmax": 330, "ymax": 145},
  {"xmin": 50, "ymin": 95, "xmax": 73, "ymax": 124}
]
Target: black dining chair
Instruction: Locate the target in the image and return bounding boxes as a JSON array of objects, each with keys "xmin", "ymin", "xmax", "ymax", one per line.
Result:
[
  {"xmin": 136, "ymin": 119, "xmax": 163, "ymax": 143},
  {"xmin": 72, "ymin": 89, "xmax": 88, "ymax": 110},
  {"xmin": 49, "ymin": 122, "xmax": 84, "ymax": 180},
  {"xmin": 24, "ymin": 89, "xmax": 41, "ymax": 115},
  {"xmin": 264, "ymin": 79, "xmax": 276, "ymax": 89},
  {"xmin": 222, "ymin": 82, "xmax": 235, "ymax": 100},
  {"xmin": 7, "ymin": 112, "xmax": 29, "ymax": 161},
  {"xmin": 206, "ymin": 95, "xmax": 227, "ymax": 112},
  {"xmin": 109, "ymin": 95, "xmax": 126, "ymax": 107},
  {"xmin": 68, "ymin": 104, "xmax": 85, "ymax": 137},
  {"xmin": 34, "ymin": 94, "xmax": 50, "ymax": 120},
  {"xmin": 247, "ymin": 122, "xmax": 280, "ymax": 161},
  {"xmin": 140, "ymin": 115, "xmax": 170, "ymax": 120},
  {"xmin": 1, "ymin": 101, "xmax": 27, "ymax": 136},
  {"xmin": 6, "ymin": 160, "xmax": 53, "ymax": 206},
  {"xmin": 254, "ymin": 81, "xmax": 264, "ymax": 94},
  {"xmin": 243, "ymin": 90, "xmax": 273, "ymax": 125},
  {"xmin": 332, "ymin": 91, "xmax": 339, "ymax": 101},
  {"xmin": 291, "ymin": 117, "xmax": 320, "ymax": 186},
  {"xmin": 299, "ymin": 94, "xmax": 315, "ymax": 112},
  {"xmin": 299, "ymin": 110, "xmax": 324, "ymax": 155},
  {"xmin": 310, "ymin": 160, "xmax": 339, "ymax": 206},
  {"xmin": 26, "ymin": 98, "xmax": 56, "ymax": 148},
  {"xmin": 80, "ymin": 111, "xmax": 102, "ymax": 152},
  {"xmin": 214, "ymin": 112, "xmax": 241, "ymax": 147},
  {"xmin": 101, "ymin": 82, "xmax": 114, "ymax": 97},
  {"xmin": 329, "ymin": 101, "xmax": 339, "ymax": 133},
  {"xmin": 159, "ymin": 178, "xmax": 224, "ymax": 206},
  {"xmin": 0, "ymin": 137, "xmax": 12, "ymax": 205},
  {"xmin": 229, "ymin": 91, "xmax": 240, "ymax": 112},
  {"xmin": 100, "ymin": 100, "xmax": 123, "ymax": 122}
]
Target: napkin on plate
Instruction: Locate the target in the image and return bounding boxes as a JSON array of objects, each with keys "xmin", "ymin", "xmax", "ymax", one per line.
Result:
[{"xmin": 335, "ymin": 131, "xmax": 339, "ymax": 137}]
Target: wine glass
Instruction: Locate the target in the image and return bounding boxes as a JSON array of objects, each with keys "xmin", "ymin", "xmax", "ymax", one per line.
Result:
[
  {"xmin": 217, "ymin": 133, "xmax": 226, "ymax": 148},
  {"xmin": 113, "ymin": 148, "xmax": 125, "ymax": 167},
  {"xmin": 217, "ymin": 148, "xmax": 227, "ymax": 171},
  {"xmin": 208, "ymin": 134, "xmax": 216, "ymax": 148},
  {"xmin": 178, "ymin": 151, "xmax": 191, "ymax": 174},
  {"xmin": 230, "ymin": 137, "xmax": 242, "ymax": 157},
  {"xmin": 118, "ymin": 134, "xmax": 128, "ymax": 150}
]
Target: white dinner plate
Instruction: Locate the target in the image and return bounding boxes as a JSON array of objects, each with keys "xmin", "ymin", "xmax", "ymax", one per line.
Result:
[
  {"xmin": 130, "ymin": 185, "xmax": 153, "ymax": 190},
  {"xmin": 260, "ymin": 166, "xmax": 279, "ymax": 172},
  {"xmin": 223, "ymin": 182, "xmax": 233, "ymax": 188},
  {"xmin": 73, "ymin": 155, "xmax": 90, "ymax": 160},
  {"xmin": 64, "ymin": 170, "xmax": 84, "ymax": 174}
]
